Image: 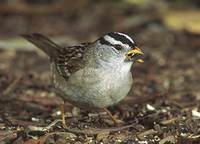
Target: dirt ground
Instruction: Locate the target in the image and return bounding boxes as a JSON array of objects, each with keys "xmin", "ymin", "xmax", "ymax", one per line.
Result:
[{"xmin": 0, "ymin": 1, "xmax": 200, "ymax": 144}]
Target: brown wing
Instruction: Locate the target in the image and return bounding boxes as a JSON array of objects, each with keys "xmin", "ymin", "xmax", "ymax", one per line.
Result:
[
  {"xmin": 54, "ymin": 42, "xmax": 91, "ymax": 80},
  {"xmin": 22, "ymin": 33, "xmax": 92, "ymax": 80}
]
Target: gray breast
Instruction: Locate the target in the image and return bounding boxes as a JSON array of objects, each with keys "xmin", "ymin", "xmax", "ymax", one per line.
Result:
[{"xmin": 51, "ymin": 62, "xmax": 133, "ymax": 108}]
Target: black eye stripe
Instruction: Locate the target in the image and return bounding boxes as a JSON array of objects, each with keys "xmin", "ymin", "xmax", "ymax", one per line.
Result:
[
  {"xmin": 99, "ymin": 37, "xmax": 112, "ymax": 46},
  {"xmin": 107, "ymin": 32, "xmax": 134, "ymax": 47},
  {"xmin": 99, "ymin": 38, "xmax": 123, "ymax": 51},
  {"xmin": 114, "ymin": 44, "xmax": 123, "ymax": 50}
]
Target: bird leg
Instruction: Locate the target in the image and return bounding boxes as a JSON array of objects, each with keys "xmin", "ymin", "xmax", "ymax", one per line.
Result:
[
  {"xmin": 103, "ymin": 108, "xmax": 122, "ymax": 125},
  {"xmin": 60, "ymin": 101, "xmax": 66, "ymax": 127}
]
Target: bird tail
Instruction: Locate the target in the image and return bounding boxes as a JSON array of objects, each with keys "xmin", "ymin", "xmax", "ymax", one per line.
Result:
[{"xmin": 21, "ymin": 33, "xmax": 61, "ymax": 59}]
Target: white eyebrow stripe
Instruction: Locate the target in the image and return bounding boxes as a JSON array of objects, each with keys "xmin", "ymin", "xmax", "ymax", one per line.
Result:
[
  {"xmin": 104, "ymin": 35, "xmax": 129, "ymax": 47},
  {"xmin": 116, "ymin": 32, "xmax": 134, "ymax": 43}
]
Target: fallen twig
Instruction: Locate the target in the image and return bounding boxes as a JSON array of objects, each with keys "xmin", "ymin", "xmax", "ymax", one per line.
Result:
[
  {"xmin": 63, "ymin": 123, "xmax": 138, "ymax": 135},
  {"xmin": 26, "ymin": 119, "xmax": 139, "ymax": 136},
  {"xmin": 3, "ymin": 75, "xmax": 22, "ymax": 96}
]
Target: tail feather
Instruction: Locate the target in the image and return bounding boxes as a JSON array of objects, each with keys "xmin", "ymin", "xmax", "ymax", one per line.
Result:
[{"xmin": 21, "ymin": 33, "xmax": 61, "ymax": 58}]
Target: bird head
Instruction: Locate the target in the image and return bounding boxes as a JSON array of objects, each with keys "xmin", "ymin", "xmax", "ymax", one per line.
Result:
[{"xmin": 96, "ymin": 32, "xmax": 144, "ymax": 64}]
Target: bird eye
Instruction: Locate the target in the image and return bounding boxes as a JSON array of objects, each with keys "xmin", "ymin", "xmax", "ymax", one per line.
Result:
[{"xmin": 114, "ymin": 44, "xmax": 123, "ymax": 51}]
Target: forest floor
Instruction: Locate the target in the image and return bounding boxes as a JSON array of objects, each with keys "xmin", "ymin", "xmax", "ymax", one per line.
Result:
[{"xmin": 0, "ymin": 1, "xmax": 200, "ymax": 143}]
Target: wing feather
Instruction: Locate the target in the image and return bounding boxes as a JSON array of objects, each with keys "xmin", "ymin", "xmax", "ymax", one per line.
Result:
[
  {"xmin": 54, "ymin": 43, "xmax": 91, "ymax": 80},
  {"xmin": 22, "ymin": 33, "xmax": 91, "ymax": 80}
]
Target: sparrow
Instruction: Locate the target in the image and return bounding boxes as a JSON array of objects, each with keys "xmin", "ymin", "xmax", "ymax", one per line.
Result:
[{"xmin": 22, "ymin": 32, "xmax": 144, "ymax": 125}]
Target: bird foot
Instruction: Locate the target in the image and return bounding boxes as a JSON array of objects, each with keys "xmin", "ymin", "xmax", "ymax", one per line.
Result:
[{"xmin": 102, "ymin": 108, "xmax": 124, "ymax": 126}]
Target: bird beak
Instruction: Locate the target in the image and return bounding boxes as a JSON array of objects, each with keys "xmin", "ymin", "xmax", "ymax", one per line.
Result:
[{"xmin": 125, "ymin": 46, "xmax": 144, "ymax": 63}]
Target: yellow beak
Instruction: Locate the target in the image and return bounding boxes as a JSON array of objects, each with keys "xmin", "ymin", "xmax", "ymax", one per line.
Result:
[
  {"xmin": 126, "ymin": 47, "xmax": 144, "ymax": 56},
  {"xmin": 125, "ymin": 47, "xmax": 144, "ymax": 63}
]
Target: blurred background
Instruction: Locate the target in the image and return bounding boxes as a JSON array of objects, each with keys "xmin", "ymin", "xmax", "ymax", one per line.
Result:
[
  {"xmin": 0, "ymin": 0, "xmax": 200, "ymax": 45},
  {"xmin": 0, "ymin": 0, "xmax": 199, "ymax": 101},
  {"xmin": 0, "ymin": 0, "xmax": 200, "ymax": 143}
]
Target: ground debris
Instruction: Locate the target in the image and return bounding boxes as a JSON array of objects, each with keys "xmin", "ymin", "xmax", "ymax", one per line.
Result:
[{"xmin": 0, "ymin": 1, "xmax": 199, "ymax": 143}]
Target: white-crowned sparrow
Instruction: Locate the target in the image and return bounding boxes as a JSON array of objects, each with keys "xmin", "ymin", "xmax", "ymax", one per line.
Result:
[{"xmin": 22, "ymin": 32, "xmax": 143, "ymax": 124}]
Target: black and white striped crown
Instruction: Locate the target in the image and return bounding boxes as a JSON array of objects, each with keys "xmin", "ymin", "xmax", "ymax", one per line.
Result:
[{"xmin": 99, "ymin": 32, "xmax": 136, "ymax": 47}]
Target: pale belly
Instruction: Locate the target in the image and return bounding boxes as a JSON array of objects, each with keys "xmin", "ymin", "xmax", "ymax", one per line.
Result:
[{"xmin": 55, "ymin": 67, "xmax": 133, "ymax": 108}]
